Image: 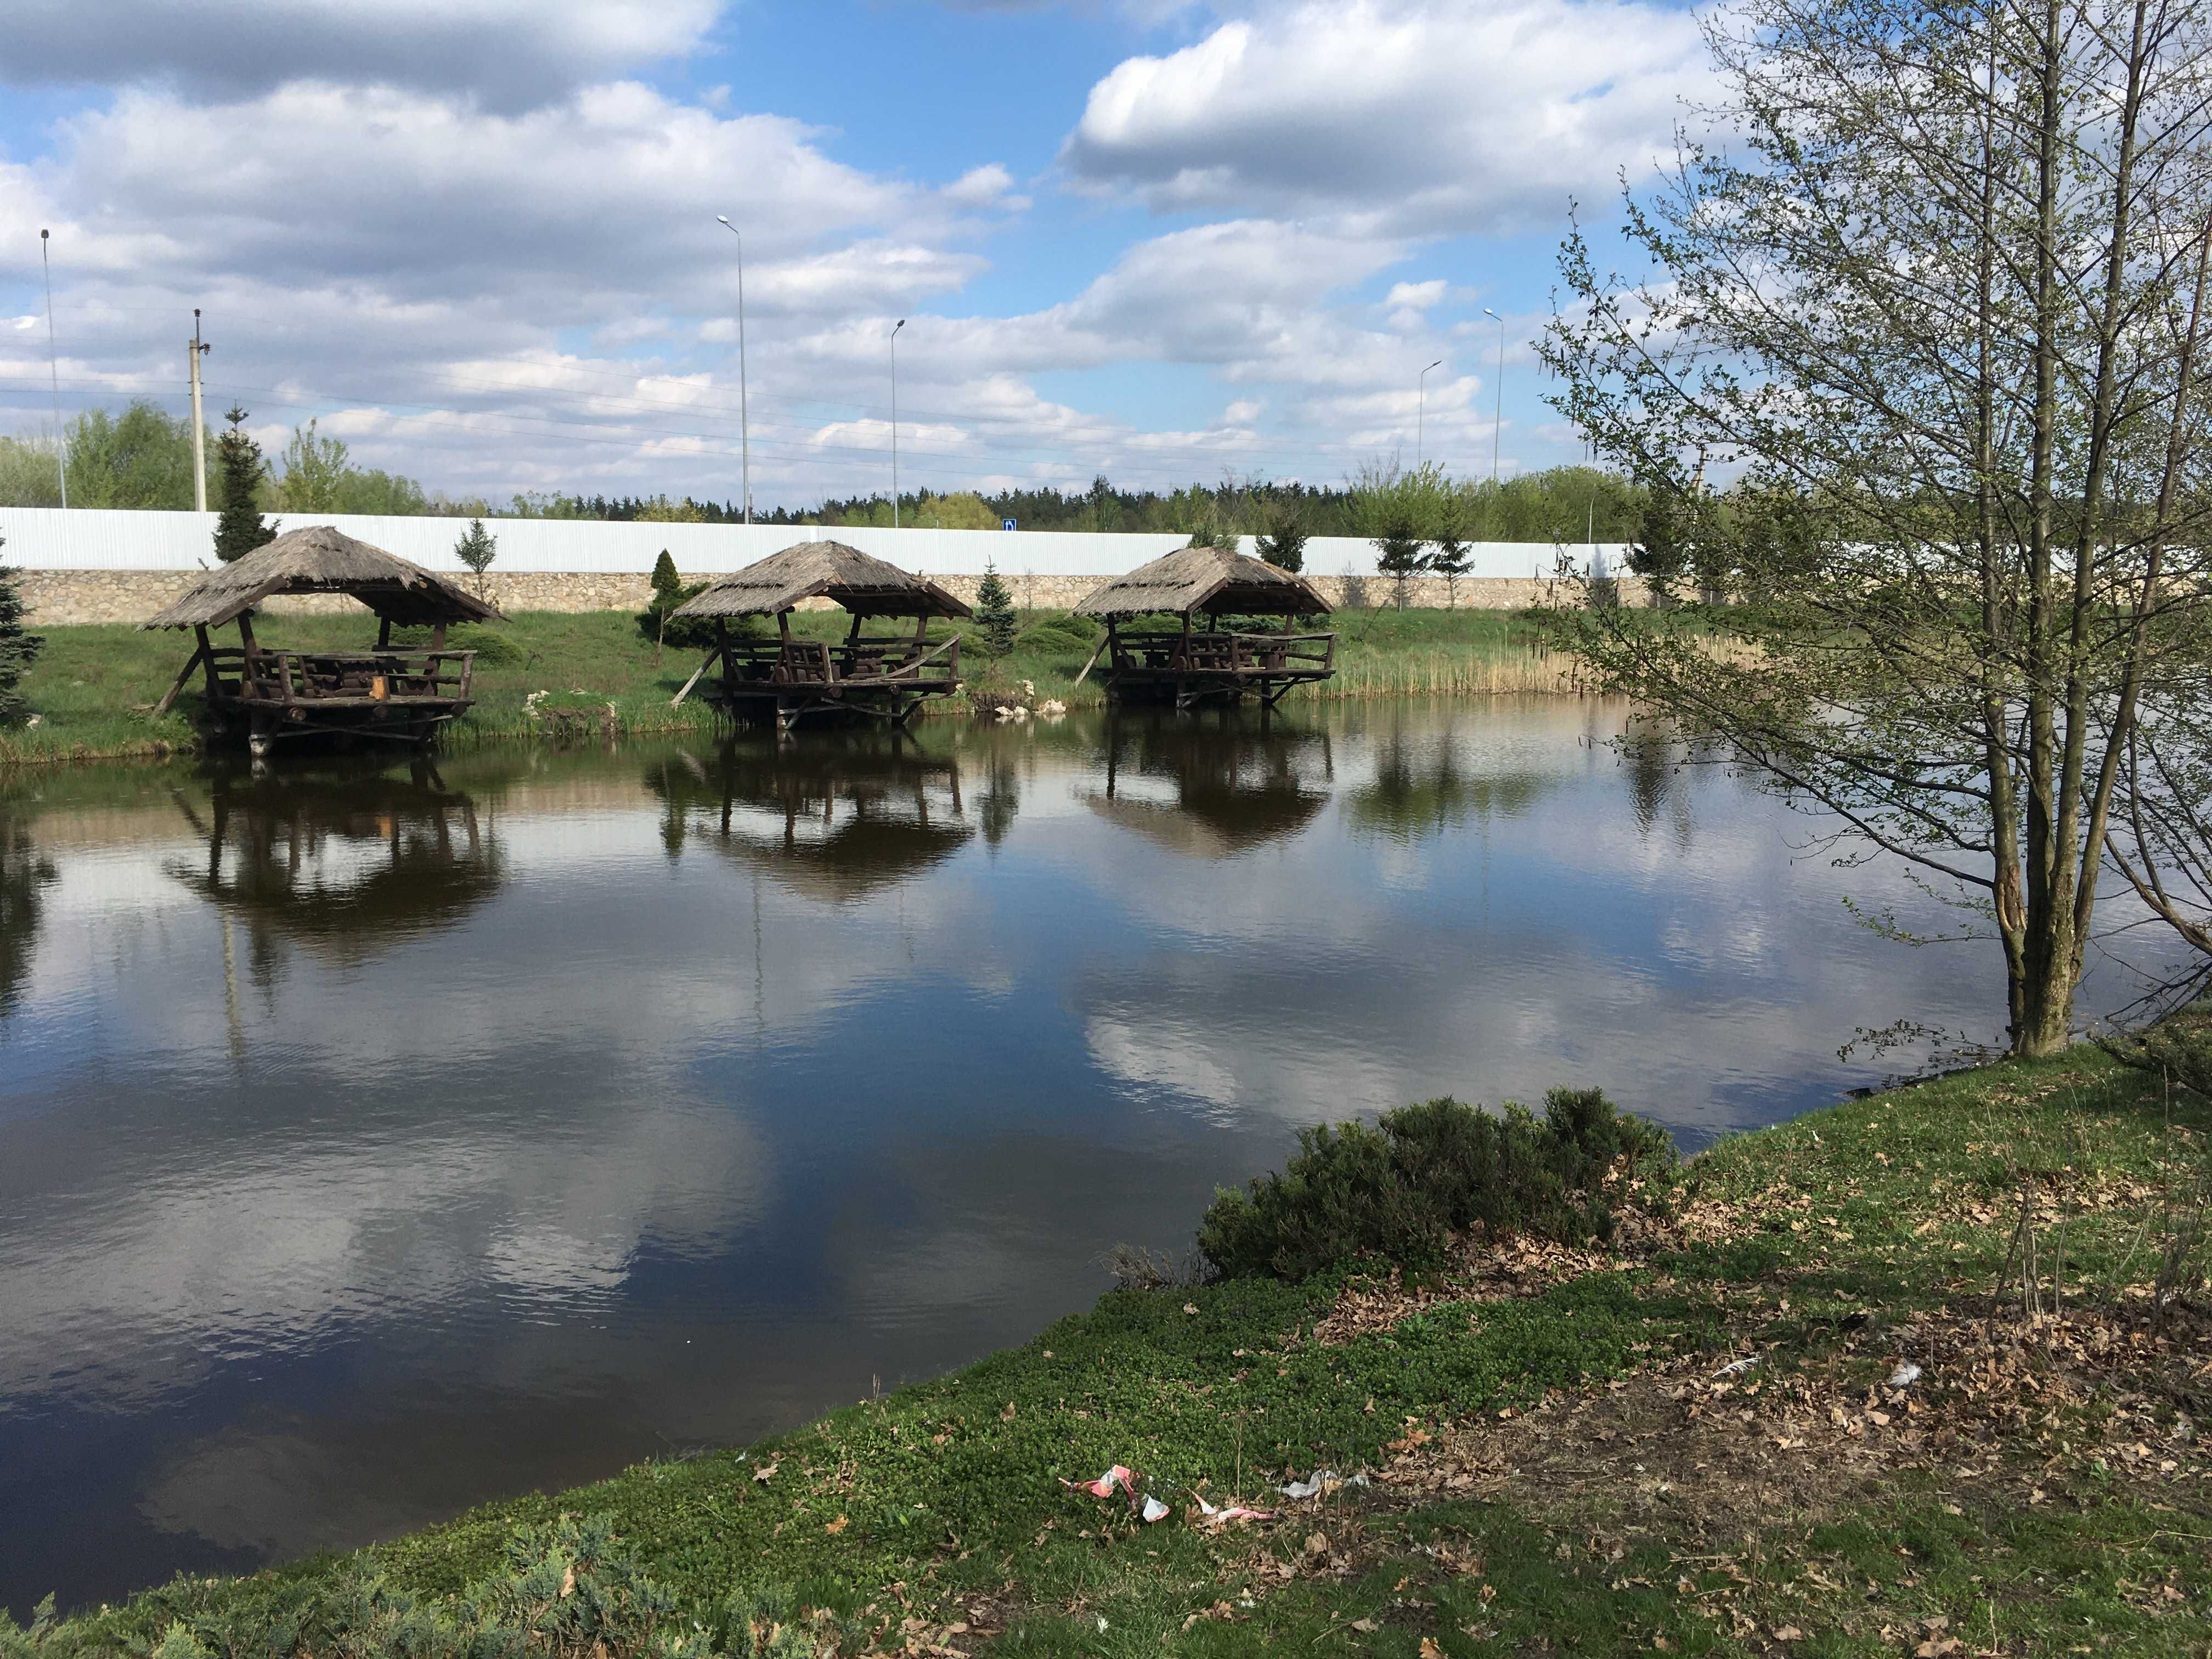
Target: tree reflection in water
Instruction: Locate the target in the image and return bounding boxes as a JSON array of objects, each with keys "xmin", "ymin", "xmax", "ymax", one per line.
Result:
[
  {"xmin": 1345, "ymin": 714, "xmax": 1549, "ymax": 843},
  {"xmin": 0, "ymin": 814, "xmax": 57, "ymax": 1019},
  {"xmin": 644, "ymin": 730, "xmax": 973, "ymax": 902},
  {"xmin": 1087, "ymin": 710, "xmax": 1334, "ymax": 858}
]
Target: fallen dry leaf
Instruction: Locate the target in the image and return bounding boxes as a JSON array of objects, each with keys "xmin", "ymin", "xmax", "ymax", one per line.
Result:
[
  {"xmin": 752, "ymin": 1461, "xmax": 778, "ymax": 1483},
  {"xmin": 823, "ymin": 1515, "xmax": 848, "ymax": 1536}
]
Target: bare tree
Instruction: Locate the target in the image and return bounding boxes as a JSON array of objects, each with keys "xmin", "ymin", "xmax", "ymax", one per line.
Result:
[{"xmin": 1544, "ymin": 0, "xmax": 2212, "ymax": 1055}]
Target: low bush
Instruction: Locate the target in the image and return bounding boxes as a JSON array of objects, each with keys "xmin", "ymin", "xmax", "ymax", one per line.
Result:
[
  {"xmin": 390, "ymin": 623, "xmax": 527, "ymax": 667},
  {"xmin": 1020, "ymin": 612, "xmax": 1099, "ymax": 648},
  {"xmin": 1197, "ymin": 1090, "xmax": 1675, "ymax": 1281}
]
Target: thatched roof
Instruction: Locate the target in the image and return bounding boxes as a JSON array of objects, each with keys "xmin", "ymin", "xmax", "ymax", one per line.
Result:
[
  {"xmin": 142, "ymin": 525, "xmax": 505, "ymax": 630},
  {"xmin": 1074, "ymin": 543, "xmax": 1330, "ymax": 618},
  {"xmin": 672, "ymin": 538, "xmax": 972, "ymax": 620}
]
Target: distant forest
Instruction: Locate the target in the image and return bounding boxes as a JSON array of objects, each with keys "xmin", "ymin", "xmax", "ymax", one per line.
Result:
[{"xmin": 0, "ymin": 399, "xmax": 1646, "ymax": 543}]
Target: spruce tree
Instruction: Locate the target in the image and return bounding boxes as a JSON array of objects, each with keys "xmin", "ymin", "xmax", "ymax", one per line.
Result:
[
  {"xmin": 0, "ymin": 536, "xmax": 44, "ymax": 726},
  {"xmin": 454, "ymin": 517, "xmax": 498, "ymax": 594},
  {"xmin": 1371, "ymin": 512, "xmax": 1429, "ymax": 610},
  {"xmin": 212, "ymin": 407, "xmax": 276, "ymax": 563},
  {"xmin": 973, "ymin": 560, "xmax": 1019, "ymax": 657}
]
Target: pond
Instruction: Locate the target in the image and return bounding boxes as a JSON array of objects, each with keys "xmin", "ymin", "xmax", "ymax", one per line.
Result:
[{"xmin": 0, "ymin": 697, "xmax": 2166, "ymax": 1612}]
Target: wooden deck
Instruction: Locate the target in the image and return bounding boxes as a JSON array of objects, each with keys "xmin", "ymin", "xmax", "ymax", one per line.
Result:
[
  {"xmin": 1101, "ymin": 629, "xmax": 1335, "ymax": 710},
  {"xmin": 201, "ymin": 645, "xmax": 478, "ymax": 753},
  {"xmin": 675, "ymin": 627, "xmax": 963, "ymax": 733}
]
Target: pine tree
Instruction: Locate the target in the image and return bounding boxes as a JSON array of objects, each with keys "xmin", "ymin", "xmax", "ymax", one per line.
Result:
[
  {"xmin": 454, "ymin": 517, "xmax": 498, "ymax": 594},
  {"xmin": 1371, "ymin": 512, "xmax": 1429, "ymax": 610},
  {"xmin": 974, "ymin": 560, "xmax": 1019, "ymax": 657},
  {"xmin": 0, "ymin": 536, "xmax": 44, "ymax": 726},
  {"xmin": 212, "ymin": 407, "xmax": 276, "ymax": 563}
]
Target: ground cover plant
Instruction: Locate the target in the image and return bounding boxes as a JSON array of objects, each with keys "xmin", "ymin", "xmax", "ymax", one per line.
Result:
[
  {"xmin": 9, "ymin": 1027, "xmax": 2212, "ymax": 1655},
  {"xmin": 0, "ymin": 607, "xmax": 1583, "ymax": 765}
]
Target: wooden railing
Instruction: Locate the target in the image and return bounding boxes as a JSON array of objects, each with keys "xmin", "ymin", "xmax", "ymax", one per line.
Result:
[
  {"xmin": 212, "ymin": 648, "xmax": 477, "ymax": 703},
  {"xmin": 719, "ymin": 635, "xmax": 962, "ymax": 689},
  {"xmin": 1108, "ymin": 631, "xmax": 1335, "ymax": 676}
]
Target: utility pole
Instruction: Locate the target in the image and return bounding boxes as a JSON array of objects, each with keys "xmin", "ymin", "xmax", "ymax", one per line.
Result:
[
  {"xmin": 1417, "ymin": 359, "xmax": 1442, "ymax": 468},
  {"xmin": 890, "ymin": 318, "xmax": 905, "ymax": 528},
  {"xmin": 1482, "ymin": 308, "xmax": 1504, "ymax": 484},
  {"xmin": 714, "ymin": 216, "xmax": 751, "ymax": 522},
  {"xmin": 40, "ymin": 229, "xmax": 66, "ymax": 508},
  {"xmin": 188, "ymin": 310, "xmax": 211, "ymax": 513}
]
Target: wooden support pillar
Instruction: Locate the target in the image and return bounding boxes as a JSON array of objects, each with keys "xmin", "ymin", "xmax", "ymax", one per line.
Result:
[
  {"xmin": 376, "ymin": 616, "xmax": 392, "ymax": 650},
  {"xmin": 431, "ymin": 622, "xmax": 447, "ymax": 651},
  {"xmin": 197, "ymin": 624, "xmax": 221, "ymax": 701},
  {"xmin": 153, "ymin": 638, "xmax": 207, "ymax": 719}
]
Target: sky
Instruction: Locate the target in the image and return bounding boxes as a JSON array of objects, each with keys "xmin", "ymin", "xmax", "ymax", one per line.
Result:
[{"xmin": 0, "ymin": 0, "xmax": 1710, "ymax": 513}]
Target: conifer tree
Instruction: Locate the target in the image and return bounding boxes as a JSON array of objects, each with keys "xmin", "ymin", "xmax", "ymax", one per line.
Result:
[
  {"xmin": 0, "ymin": 535, "xmax": 44, "ymax": 726},
  {"xmin": 212, "ymin": 407, "xmax": 276, "ymax": 563},
  {"xmin": 973, "ymin": 560, "xmax": 1019, "ymax": 657},
  {"xmin": 454, "ymin": 517, "xmax": 498, "ymax": 594}
]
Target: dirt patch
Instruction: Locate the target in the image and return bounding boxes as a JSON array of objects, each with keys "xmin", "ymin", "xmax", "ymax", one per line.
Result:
[{"xmin": 1364, "ymin": 1301, "xmax": 2211, "ymax": 1549}]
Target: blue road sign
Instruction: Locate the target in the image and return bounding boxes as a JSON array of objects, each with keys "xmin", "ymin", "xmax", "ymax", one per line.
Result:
[{"xmin": 1001, "ymin": 517, "xmax": 1018, "ymax": 531}]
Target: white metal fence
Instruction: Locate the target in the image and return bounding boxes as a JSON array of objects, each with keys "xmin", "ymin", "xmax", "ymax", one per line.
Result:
[{"xmin": 0, "ymin": 507, "xmax": 1619, "ymax": 580}]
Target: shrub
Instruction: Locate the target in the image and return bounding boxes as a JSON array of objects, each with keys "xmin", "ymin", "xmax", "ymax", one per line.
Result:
[
  {"xmin": 390, "ymin": 623, "xmax": 526, "ymax": 667},
  {"xmin": 1021, "ymin": 612, "xmax": 1099, "ymax": 650},
  {"xmin": 1197, "ymin": 1090, "xmax": 1675, "ymax": 1281}
]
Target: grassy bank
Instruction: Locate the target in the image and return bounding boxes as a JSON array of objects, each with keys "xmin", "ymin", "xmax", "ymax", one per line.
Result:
[
  {"xmin": 0, "ymin": 607, "xmax": 1575, "ymax": 765},
  {"xmin": 14, "ymin": 1036, "xmax": 2212, "ymax": 1656}
]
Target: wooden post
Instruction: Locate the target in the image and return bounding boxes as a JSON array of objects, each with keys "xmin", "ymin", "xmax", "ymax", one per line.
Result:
[
  {"xmin": 196, "ymin": 624, "xmax": 221, "ymax": 702},
  {"xmin": 153, "ymin": 637, "xmax": 208, "ymax": 718},
  {"xmin": 431, "ymin": 622, "xmax": 447, "ymax": 651},
  {"xmin": 376, "ymin": 616, "xmax": 392, "ymax": 650},
  {"xmin": 235, "ymin": 613, "xmax": 262, "ymax": 701}
]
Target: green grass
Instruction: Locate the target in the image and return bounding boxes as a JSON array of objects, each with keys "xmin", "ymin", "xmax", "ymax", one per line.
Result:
[
  {"xmin": 0, "ymin": 607, "xmax": 1578, "ymax": 765},
  {"xmin": 16, "ymin": 1036, "xmax": 2212, "ymax": 1655}
]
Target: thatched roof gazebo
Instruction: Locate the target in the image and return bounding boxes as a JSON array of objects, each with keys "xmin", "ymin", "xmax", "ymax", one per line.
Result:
[
  {"xmin": 1073, "ymin": 544, "xmax": 1334, "ymax": 710},
  {"xmin": 143, "ymin": 525, "xmax": 504, "ymax": 754},
  {"xmin": 668, "ymin": 538, "xmax": 972, "ymax": 732}
]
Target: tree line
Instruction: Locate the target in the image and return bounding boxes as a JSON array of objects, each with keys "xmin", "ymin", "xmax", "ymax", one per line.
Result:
[
  {"xmin": 0, "ymin": 401, "xmax": 431, "ymax": 516},
  {"xmin": 0, "ymin": 409, "xmax": 1651, "ymax": 545}
]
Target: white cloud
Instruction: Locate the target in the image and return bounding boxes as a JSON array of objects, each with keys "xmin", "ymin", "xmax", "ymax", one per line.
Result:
[
  {"xmin": 0, "ymin": 0, "xmax": 726, "ymax": 106},
  {"xmin": 1061, "ymin": 0, "xmax": 1708, "ymax": 233}
]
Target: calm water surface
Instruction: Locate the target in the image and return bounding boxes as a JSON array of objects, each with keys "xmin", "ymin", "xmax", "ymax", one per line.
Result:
[{"xmin": 0, "ymin": 698, "xmax": 2164, "ymax": 1611}]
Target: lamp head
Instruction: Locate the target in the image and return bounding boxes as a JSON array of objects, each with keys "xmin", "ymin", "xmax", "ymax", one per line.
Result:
[
  {"xmin": 1483, "ymin": 307, "xmax": 1499, "ymax": 320},
  {"xmin": 1425, "ymin": 358, "xmax": 1443, "ymax": 372}
]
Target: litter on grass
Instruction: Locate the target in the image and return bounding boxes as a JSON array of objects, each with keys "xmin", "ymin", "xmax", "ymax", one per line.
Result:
[
  {"xmin": 1189, "ymin": 1492, "xmax": 1276, "ymax": 1526},
  {"xmin": 1278, "ymin": 1469, "xmax": 1370, "ymax": 1500},
  {"xmin": 1712, "ymin": 1355, "xmax": 1760, "ymax": 1378},
  {"xmin": 1140, "ymin": 1496, "xmax": 1171, "ymax": 1523},
  {"xmin": 1062, "ymin": 1465, "xmax": 1136, "ymax": 1499},
  {"xmin": 1887, "ymin": 1361, "xmax": 1923, "ymax": 1389}
]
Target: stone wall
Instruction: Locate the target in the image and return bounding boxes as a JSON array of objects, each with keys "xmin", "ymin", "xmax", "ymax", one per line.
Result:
[{"xmin": 18, "ymin": 568, "xmax": 1650, "ymax": 627}]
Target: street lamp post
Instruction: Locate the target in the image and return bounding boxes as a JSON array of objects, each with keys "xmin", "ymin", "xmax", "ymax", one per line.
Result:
[
  {"xmin": 889, "ymin": 318, "xmax": 906, "ymax": 528},
  {"xmin": 1417, "ymin": 358, "xmax": 1443, "ymax": 468},
  {"xmin": 40, "ymin": 229, "xmax": 66, "ymax": 509},
  {"xmin": 1482, "ymin": 307, "xmax": 1505, "ymax": 484},
  {"xmin": 713, "ymin": 216, "xmax": 752, "ymax": 523}
]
